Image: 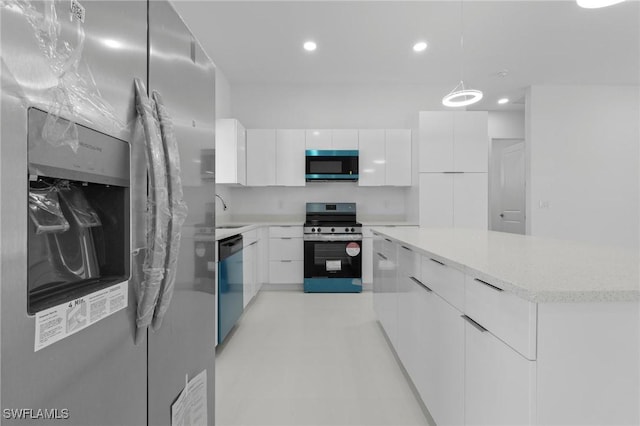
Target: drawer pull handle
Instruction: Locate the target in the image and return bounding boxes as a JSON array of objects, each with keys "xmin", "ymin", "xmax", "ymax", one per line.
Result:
[
  {"xmin": 474, "ymin": 278, "xmax": 503, "ymax": 292},
  {"xmin": 281, "ymin": 260, "xmax": 292, "ymax": 263},
  {"xmin": 443, "ymin": 171, "xmax": 464, "ymax": 174},
  {"xmin": 384, "ymin": 238, "xmax": 392, "ymax": 242},
  {"xmin": 410, "ymin": 276, "xmax": 432, "ymax": 292},
  {"xmin": 281, "ymin": 237, "xmax": 293, "ymax": 240},
  {"xmin": 461, "ymin": 315, "xmax": 487, "ymax": 333},
  {"xmin": 430, "ymin": 258, "xmax": 445, "ymax": 266},
  {"xmin": 247, "ymin": 241, "xmax": 257, "ymax": 247},
  {"xmin": 376, "ymin": 252, "xmax": 388, "ymax": 260},
  {"xmin": 401, "ymin": 245, "xmax": 412, "ymax": 251}
]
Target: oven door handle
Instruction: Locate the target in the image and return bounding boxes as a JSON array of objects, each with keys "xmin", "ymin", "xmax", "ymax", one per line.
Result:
[{"xmin": 303, "ymin": 234, "xmax": 363, "ymax": 242}]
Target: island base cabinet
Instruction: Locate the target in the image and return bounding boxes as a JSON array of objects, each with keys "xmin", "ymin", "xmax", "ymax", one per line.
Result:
[
  {"xmin": 418, "ymin": 292, "xmax": 464, "ymax": 426},
  {"xmin": 464, "ymin": 320, "xmax": 536, "ymax": 426},
  {"xmin": 536, "ymin": 302, "xmax": 639, "ymax": 426}
]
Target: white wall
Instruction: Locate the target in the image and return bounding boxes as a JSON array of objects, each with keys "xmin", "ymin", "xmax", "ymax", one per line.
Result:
[
  {"xmin": 215, "ymin": 68, "xmax": 233, "ymax": 222},
  {"xmin": 489, "ymin": 111, "xmax": 525, "ymax": 140},
  {"xmin": 526, "ymin": 85, "xmax": 639, "ymax": 249},
  {"xmin": 229, "ymin": 83, "xmax": 455, "ymax": 221}
]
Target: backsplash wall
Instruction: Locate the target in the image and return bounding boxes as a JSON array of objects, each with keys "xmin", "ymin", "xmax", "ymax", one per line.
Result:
[{"xmin": 226, "ymin": 184, "xmax": 409, "ymax": 222}]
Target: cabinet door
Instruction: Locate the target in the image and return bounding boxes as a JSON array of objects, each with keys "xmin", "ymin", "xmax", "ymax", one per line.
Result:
[
  {"xmin": 464, "ymin": 318, "xmax": 535, "ymax": 425},
  {"xmin": 419, "ymin": 293, "xmax": 465, "ymax": 426},
  {"xmin": 358, "ymin": 129, "xmax": 386, "ymax": 186},
  {"xmin": 276, "ymin": 129, "xmax": 306, "ymax": 186},
  {"xmin": 382, "ymin": 240, "xmax": 399, "ymax": 348},
  {"xmin": 453, "ymin": 173, "xmax": 488, "ymax": 229},
  {"xmin": 242, "ymin": 242, "xmax": 254, "ymax": 308},
  {"xmin": 453, "ymin": 111, "xmax": 488, "ymax": 172},
  {"xmin": 372, "ymin": 233, "xmax": 384, "ymax": 320},
  {"xmin": 331, "ymin": 129, "xmax": 359, "ymax": 150},
  {"xmin": 246, "ymin": 129, "xmax": 276, "ymax": 186},
  {"xmin": 305, "ymin": 129, "xmax": 332, "ymax": 150},
  {"xmin": 419, "ymin": 111, "xmax": 453, "ymax": 172},
  {"xmin": 385, "ymin": 129, "xmax": 412, "ymax": 186},
  {"xmin": 236, "ymin": 121, "xmax": 247, "ymax": 185},
  {"xmin": 397, "ymin": 246, "xmax": 422, "ymax": 381},
  {"xmin": 215, "ymin": 118, "xmax": 238, "ymax": 184},
  {"xmin": 362, "ymin": 237, "xmax": 373, "ymax": 284},
  {"xmin": 419, "ymin": 173, "xmax": 454, "ymax": 227}
]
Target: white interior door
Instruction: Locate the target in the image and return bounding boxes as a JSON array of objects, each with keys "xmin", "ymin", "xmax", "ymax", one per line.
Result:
[{"xmin": 498, "ymin": 142, "xmax": 526, "ymax": 234}]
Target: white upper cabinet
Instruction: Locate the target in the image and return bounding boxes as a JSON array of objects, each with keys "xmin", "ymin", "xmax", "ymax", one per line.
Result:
[
  {"xmin": 453, "ymin": 173, "xmax": 488, "ymax": 229},
  {"xmin": 246, "ymin": 129, "xmax": 277, "ymax": 186},
  {"xmin": 419, "ymin": 111, "xmax": 488, "ymax": 172},
  {"xmin": 215, "ymin": 118, "xmax": 246, "ymax": 185},
  {"xmin": 385, "ymin": 129, "xmax": 412, "ymax": 186},
  {"xmin": 331, "ymin": 130, "xmax": 359, "ymax": 150},
  {"xmin": 359, "ymin": 129, "xmax": 411, "ymax": 187},
  {"xmin": 276, "ymin": 129, "xmax": 306, "ymax": 186},
  {"xmin": 420, "ymin": 111, "xmax": 454, "ymax": 172},
  {"xmin": 305, "ymin": 130, "xmax": 332, "ymax": 150},
  {"xmin": 358, "ymin": 129, "xmax": 386, "ymax": 186},
  {"xmin": 305, "ymin": 129, "xmax": 359, "ymax": 150},
  {"xmin": 453, "ymin": 111, "xmax": 489, "ymax": 172}
]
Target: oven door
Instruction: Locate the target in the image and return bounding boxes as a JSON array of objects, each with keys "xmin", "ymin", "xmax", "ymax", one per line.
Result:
[{"xmin": 304, "ymin": 236, "xmax": 362, "ymax": 279}]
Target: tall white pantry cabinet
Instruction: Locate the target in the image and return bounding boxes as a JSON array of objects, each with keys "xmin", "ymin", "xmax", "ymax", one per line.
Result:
[{"xmin": 419, "ymin": 111, "xmax": 488, "ymax": 229}]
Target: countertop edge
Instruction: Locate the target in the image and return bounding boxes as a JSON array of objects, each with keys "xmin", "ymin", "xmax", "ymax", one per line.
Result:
[{"xmin": 370, "ymin": 227, "xmax": 640, "ymax": 304}]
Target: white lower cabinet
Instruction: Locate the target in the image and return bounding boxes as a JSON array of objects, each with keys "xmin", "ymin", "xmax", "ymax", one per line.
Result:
[
  {"xmin": 362, "ymin": 237, "xmax": 373, "ymax": 284},
  {"xmin": 420, "ymin": 291, "xmax": 464, "ymax": 426},
  {"xmin": 464, "ymin": 317, "xmax": 535, "ymax": 425},
  {"xmin": 268, "ymin": 226, "xmax": 303, "ymax": 286},
  {"xmin": 372, "ymin": 233, "xmax": 398, "ymax": 347}
]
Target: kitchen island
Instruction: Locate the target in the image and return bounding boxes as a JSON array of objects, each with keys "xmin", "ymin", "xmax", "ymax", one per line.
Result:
[{"xmin": 370, "ymin": 227, "xmax": 639, "ymax": 426}]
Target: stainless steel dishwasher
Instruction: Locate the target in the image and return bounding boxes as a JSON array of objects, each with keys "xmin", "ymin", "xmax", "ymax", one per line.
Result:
[{"xmin": 217, "ymin": 234, "xmax": 243, "ymax": 344}]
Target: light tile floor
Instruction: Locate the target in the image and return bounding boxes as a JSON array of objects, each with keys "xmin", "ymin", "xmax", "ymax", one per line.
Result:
[{"xmin": 215, "ymin": 291, "xmax": 432, "ymax": 426}]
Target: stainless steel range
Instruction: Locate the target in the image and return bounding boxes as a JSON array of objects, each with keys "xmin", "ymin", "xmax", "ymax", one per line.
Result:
[{"xmin": 303, "ymin": 203, "xmax": 362, "ymax": 292}]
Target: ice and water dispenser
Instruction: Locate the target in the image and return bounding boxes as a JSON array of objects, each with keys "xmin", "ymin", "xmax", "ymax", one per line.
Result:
[{"xmin": 27, "ymin": 108, "xmax": 129, "ymax": 314}]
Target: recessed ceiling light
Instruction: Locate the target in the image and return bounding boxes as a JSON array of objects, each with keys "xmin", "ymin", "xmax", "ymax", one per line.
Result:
[
  {"xmin": 303, "ymin": 41, "xmax": 317, "ymax": 52},
  {"xmin": 498, "ymin": 98, "xmax": 510, "ymax": 105},
  {"xmin": 413, "ymin": 41, "xmax": 428, "ymax": 52},
  {"xmin": 577, "ymin": 0, "xmax": 625, "ymax": 8}
]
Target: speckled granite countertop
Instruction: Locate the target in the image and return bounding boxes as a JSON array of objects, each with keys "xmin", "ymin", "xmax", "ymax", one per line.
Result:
[{"xmin": 371, "ymin": 227, "xmax": 640, "ymax": 303}]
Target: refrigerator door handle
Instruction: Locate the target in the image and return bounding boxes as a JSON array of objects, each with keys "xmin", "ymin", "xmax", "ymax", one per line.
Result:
[
  {"xmin": 133, "ymin": 78, "xmax": 170, "ymax": 343},
  {"xmin": 150, "ymin": 90, "xmax": 188, "ymax": 331}
]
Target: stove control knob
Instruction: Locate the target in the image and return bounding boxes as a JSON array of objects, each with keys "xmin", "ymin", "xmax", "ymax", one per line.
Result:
[
  {"xmin": 345, "ymin": 228, "xmax": 349, "ymax": 232},
  {"xmin": 318, "ymin": 228, "xmax": 322, "ymax": 232},
  {"xmin": 351, "ymin": 228, "xmax": 355, "ymax": 232},
  {"xmin": 331, "ymin": 228, "xmax": 335, "ymax": 232},
  {"xmin": 311, "ymin": 228, "xmax": 316, "ymax": 232}
]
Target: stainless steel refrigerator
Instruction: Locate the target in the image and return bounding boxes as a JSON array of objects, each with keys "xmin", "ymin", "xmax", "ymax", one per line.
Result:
[{"xmin": 0, "ymin": 1, "xmax": 216, "ymax": 424}]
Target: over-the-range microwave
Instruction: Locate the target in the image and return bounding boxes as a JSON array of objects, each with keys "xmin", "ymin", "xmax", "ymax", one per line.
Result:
[{"xmin": 305, "ymin": 150, "xmax": 359, "ymax": 182}]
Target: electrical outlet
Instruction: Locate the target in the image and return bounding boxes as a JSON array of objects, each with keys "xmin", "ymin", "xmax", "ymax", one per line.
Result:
[{"xmin": 538, "ymin": 200, "xmax": 550, "ymax": 209}]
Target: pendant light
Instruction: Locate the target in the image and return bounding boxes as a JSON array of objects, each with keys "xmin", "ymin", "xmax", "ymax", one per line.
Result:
[{"xmin": 442, "ymin": 0, "xmax": 483, "ymax": 107}]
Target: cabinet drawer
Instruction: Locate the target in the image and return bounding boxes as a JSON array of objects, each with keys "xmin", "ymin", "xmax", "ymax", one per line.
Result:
[
  {"xmin": 421, "ymin": 255, "xmax": 465, "ymax": 311},
  {"xmin": 465, "ymin": 274, "xmax": 537, "ymax": 360},
  {"xmin": 269, "ymin": 226, "xmax": 303, "ymax": 238},
  {"xmin": 269, "ymin": 260, "xmax": 303, "ymax": 284},
  {"xmin": 242, "ymin": 229, "xmax": 258, "ymax": 246},
  {"xmin": 269, "ymin": 238, "xmax": 303, "ymax": 261},
  {"xmin": 397, "ymin": 244, "xmax": 420, "ymax": 279}
]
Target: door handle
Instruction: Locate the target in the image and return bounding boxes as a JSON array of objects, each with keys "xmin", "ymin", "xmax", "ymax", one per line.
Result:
[
  {"xmin": 474, "ymin": 278, "xmax": 503, "ymax": 292},
  {"xmin": 133, "ymin": 78, "xmax": 169, "ymax": 343},
  {"xmin": 409, "ymin": 276, "xmax": 432, "ymax": 292},
  {"xmin": 461, "ymin": 315, "xmax": 487, "ymax": 333}
]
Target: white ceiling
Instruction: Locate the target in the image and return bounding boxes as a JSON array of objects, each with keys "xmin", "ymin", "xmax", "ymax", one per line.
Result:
[{"xmin": 172, "ymin": 1, "xmax": 639, "ymax": 109}]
